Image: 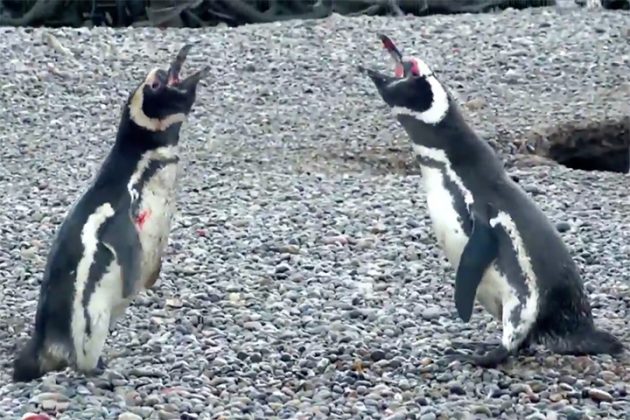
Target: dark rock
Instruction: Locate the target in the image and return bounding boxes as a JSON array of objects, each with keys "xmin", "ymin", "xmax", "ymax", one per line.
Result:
[
  {"xmin": 556, "ymin": 221, "xmax": 571, "ymax": 232},
  {"xmin": 449, "ymin": 382, "xmax": 467, "ymax": 395},
  {"xmin": 370, "ymin": 350, "xmax": 386, "ymax": 362}
]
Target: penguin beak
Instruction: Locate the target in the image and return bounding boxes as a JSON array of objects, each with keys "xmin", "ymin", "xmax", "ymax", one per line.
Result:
[
  {"xmin": 166, "ymin": 44, "xmax": 210, "ymax": 90},
  {"xmin": 357, "ymin": 33, "xmax": 406, "ymax": 86},
  {"xmin": 358, "ymin": 65, "xmax": 393, "ymax": 88},
  {"xmin": 378, "ymin": 33, "xmax": 404, "ymax": 67}
]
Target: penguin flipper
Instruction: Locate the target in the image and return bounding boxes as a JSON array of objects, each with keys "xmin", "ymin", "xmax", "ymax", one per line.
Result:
[
  {"xmin": 454, "ymin": 211, "xmax": 499, "ymax": 323},
  {"xmin": 102, "ymin": 212, "xmax": 142, "ymax": 299}
]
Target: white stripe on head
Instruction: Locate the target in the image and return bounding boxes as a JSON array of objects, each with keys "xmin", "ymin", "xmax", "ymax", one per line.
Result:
[
  {"xmin": 129, "ymin": 68, "xmax": 187, "ymax": 132},
  {"xmin": 71, "ymin": 203, "xmax": 115, "ymax": 369},
  {"xmin": 392, "ymin": 58, "xmax": 449, "ymax": 125}
]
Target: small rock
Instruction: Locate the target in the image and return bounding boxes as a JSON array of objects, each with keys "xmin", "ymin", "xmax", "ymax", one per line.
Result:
[
  {"xmin": 118, "ymin": 413, "xmax": 142, "ymax": 420},
  {"xmin": 419, "ymin": 357, "xmax": 433, "ymax": 366},
  {"xmin": 370, "ymin": 350, "xmax": 386, "ymax": 362},
  {"xmin": 276, "ymin": 244, "xmax": 300, "ymax": 254},
  {"xmin": 130, "ymin": 407, "xmax": 154, "ymax": 418},
  {"xmin": 356, "ymin": 237, "xmax": 375, "ymax": 249},
  {"xmin": 449, "ymin": 382, "xmax": 466, "ymax": 395},
  {"xmin": 420, "ymin": 306, "xmax": 441, "ymax": 320},
  {"xmin": 510, "ymin": 383, "xmax": 534, "ymax": 396},
  {"xmin": 465, "ymin": 97, "xmax": 487, "ymax": 110},
  {"xmin": 158, "ymin": 410, "xmax": 179, "ymax": 420},
  {"xmin": 371, "ymin": 222, "xmax": 387, "ymax": 234},
  {"xmin": 588, "ymin": 388, "xmax": 613, "ymax": 402},
  {"xmin": 243, "ymin": 321, "xmax": 262, "ymax": 330},
  {"xmin": 555, "ymin": 221, "xmax": 571, "ymax": 233},
  {"xmin": 472, "ymin": 405, "xmax": 493, "ymax": 416},
  {"xmin": 323, "ymin": 235, "xmax": 349, "ymax": 245},
  {"xmin": 275, "ymin": 262, "xmax": 291, "ymax": 274},
  {"xmin": 384, "ymin": 410, "xmax": 407, "ymax": 420},
  {"xmin": 128, "ymin": 368, "xmax": 165, "ymax": 378},
  {"xmin": 31, "ymin": 392, "xmax": 69, "ymax": 404},
  {"xmin": 40, "ymin": 400, "xmax": 59, "ymax": 411},
  {"xmin": 504, "ymin": 69, "xmax": 521, "ymax": 83},
  {"xmin": 165, "ymin": 298, "xmax": 183, "ymax": 308}
]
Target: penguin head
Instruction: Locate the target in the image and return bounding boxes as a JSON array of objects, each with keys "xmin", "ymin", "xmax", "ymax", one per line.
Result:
[
  {"xmin": 360, "ymin": 34, "xmax": 450, "ymax": 126},
  {"xmin": 127, "ymin": 44, "xmax": 209, "ymax": 133}
]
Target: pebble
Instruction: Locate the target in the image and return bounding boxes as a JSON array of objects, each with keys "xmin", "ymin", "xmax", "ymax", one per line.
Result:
[
  {"xmin": 588, "ymin": 388, "xmax": 614, "ymax": 403},
  {"xmin": 555, "ymin": 221, "xmax": 571, "ymax": 232},
  {"xmin": 118, "ymin": 413, "xmax": 142, "ymax": 420}
]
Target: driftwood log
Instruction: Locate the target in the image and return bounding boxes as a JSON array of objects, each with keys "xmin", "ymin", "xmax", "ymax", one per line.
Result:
[{"xmin": 0, "ymin": 0, "xmax": 584, "ymax": 28}]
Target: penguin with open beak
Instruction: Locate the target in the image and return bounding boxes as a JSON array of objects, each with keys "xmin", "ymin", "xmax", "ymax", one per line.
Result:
[
  {"xmin": 359, "ymin": 34, "xmax": 624, "ymax": 368},
  {"xmin": 12, "ymin": 45, "xmax": 209, "ymax": 382}
]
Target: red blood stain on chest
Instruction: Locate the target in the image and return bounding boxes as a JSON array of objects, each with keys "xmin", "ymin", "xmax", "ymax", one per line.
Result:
[{"xmin": 135, "ymin": 210, "xmax": 151, "ymax": 229}]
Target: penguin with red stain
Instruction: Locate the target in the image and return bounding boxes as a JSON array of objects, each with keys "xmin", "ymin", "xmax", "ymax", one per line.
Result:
[{"xmin": 12, "ymin": 45, "xmax": 209, "ymax": 382}]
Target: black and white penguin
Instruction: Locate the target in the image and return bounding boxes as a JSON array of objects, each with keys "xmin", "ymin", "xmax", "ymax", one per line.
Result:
[
  {"xmin": 359, "ymin": 34, "xmax": 625, "ymax": 367},
  {"xmin": 12, "ymin": 45, "xmax": 209, "ymax": 382}
]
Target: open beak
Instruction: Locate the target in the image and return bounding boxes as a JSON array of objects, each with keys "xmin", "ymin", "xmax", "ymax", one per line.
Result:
[
  {"xmin": 167, "ymin": 44, "xmax": 210, "ymax": 89},
  {"xmin": 357, "ymin": 65, "xmax": 390, "ymax": 87},
  {"xmin": 378, "ymin": 33, "xmax": 403, "ymax": 67},
  {"xmin": 357, "ymin": 33, "xmax": 404, "ymax": 87}
]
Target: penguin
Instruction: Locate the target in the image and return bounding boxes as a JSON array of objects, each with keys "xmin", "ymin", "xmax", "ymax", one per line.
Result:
[
  {"xmin": 12, "ymin": 45, "xmax": 209, "ymax": 382},
  {"xmin": 359, "ymin": 34, "xmax": 625, "ymax": 367}
]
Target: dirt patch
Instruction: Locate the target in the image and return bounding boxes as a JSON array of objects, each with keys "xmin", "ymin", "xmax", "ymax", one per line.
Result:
[
  {"xmin": 523, "ymin": 117, "xmax": 630, "ymax": 174},
  {"xmin": 304, "ymin": 144, "xmax": 421, "ymax": 176}
]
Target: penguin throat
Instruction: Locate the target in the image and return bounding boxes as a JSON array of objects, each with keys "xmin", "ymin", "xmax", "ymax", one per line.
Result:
[
  {"xmin": 129, "ymin": 89, "xmax": 187, "ymax": 132},
  {"xmin": 391, "ymin": 76, "xmax": 449, "ymax": 125}
]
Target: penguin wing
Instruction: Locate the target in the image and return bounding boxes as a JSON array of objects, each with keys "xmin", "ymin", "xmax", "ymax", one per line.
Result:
[
  {"xmin": 102, "ymin": 211, "xmax": 143, "ymax": 299},
  {"xmin": 454, "ymin": 208, "xmax": 499, "ymax": 323}
]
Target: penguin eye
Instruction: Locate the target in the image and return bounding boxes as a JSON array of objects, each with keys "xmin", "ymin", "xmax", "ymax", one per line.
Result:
[{"xmin": 150, "ymin": 80, "xmax": 161, "ymax": 91}]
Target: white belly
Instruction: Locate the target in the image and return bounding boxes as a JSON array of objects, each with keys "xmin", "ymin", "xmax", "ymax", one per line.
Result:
[
  {"xmin": 136, "ymin": 162, "xmax": 180, "ymax": 286},
  {"xmin": 71, "ymin": 203, "xmax": 124, "ymax": 370},
  {"xmin": 421, "ymin": 166, "xmax": 509, "ymax": 319}
]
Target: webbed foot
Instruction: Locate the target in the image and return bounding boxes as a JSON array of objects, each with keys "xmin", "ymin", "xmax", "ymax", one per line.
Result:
[{"xmin": 442, "ymin": 344, "xmax": 511, "ymax": 368}]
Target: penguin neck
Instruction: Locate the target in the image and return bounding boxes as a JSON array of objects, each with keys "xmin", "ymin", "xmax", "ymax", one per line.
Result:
[
  {"xmin": 398, "ymin": 103, "xmax": 498, "ymax": 169},
  {"xmin": 115, "ymin": 106, "xmax": 183, "ymax": 153},
  {"xmin": 90, "ymin": 109, "xmax": 181, "ymax": 188}
]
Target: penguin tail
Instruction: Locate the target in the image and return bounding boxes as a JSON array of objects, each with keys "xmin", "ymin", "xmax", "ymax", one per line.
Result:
[
  {"xmin": 12, "ymin": 337, "xmax": 45, "ymax": 383},
  {"xmin": 549, "ymin": 324, "xmax": 625, "ymax": 356}
]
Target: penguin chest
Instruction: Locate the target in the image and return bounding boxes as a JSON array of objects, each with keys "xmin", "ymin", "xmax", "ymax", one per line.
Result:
[
  {"xmin": 132, "ymin": 162, "xmax": 180, "ymax": 283},
  {"xmin": 421, "ymin": 166, "xmax": 469, "ymax": 267},
  {"xmin": 420, "ymin": 166, "xmax": 507, "ymax": 320}
]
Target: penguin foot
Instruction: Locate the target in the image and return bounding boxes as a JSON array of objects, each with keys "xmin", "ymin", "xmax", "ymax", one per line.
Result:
[
  {"xmin": 448, "ymin": 340, "xmax": 502, "ymax": 353},
  {"xmin": 443, "ymin": 345, "xmax": 510, "ymax": 368},
  {"xmin": 93, "ymin": 357, "xmax": 108, "ymax": 375}
]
